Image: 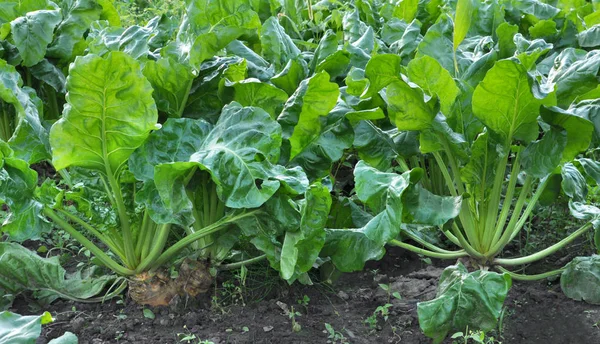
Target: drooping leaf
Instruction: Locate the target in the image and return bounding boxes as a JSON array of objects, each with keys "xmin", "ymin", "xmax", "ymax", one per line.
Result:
[
  {"xmin": 417, "ymin": 263, "xmax": 511, "ymax": 343},
  {"xmin": 278, "ymin": 72, "xmax": 340, "ymax": 160},
  {"xmin": 521, "ymin": 128, "xmax": 566, "ymax": 179},
  {"xmin": 561, "ymin": 255, "xmax": 600, "ymax": 304},
  {"xmin": 49, "ymin": 52, "xmax": 158, "ymax": 175},
  {"xmin": 0, "ymin": 311, "xmax": 53, "ymax": 343},
  {"xmin": 0, "ymin": 242, "xmax": 116, "ymax": 309},
  {"xmin": 540, "ymin": 106, "xmax": 594, "ymax": 161},
  {"xmin": 280, "ymin": 183, "xmax": 331, "ymax": 282},
  {"xmin": 561, "ymin": 162, "xmax": 587, "ymax": 202}
]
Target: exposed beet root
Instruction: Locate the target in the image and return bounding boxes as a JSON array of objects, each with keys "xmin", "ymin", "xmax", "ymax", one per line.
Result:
[{"xmin": 128, "ymin": 259, "xmax": 212, "ymax": 306}]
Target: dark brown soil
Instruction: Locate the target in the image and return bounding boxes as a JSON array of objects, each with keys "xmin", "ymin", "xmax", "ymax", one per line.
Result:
[{"xmin": 11, "ymin": 246, "xmax": 600, "ymax": 344}]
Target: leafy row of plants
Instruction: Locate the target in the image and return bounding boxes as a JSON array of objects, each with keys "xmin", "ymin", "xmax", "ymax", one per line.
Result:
[{"xmin": 3, "ymin": 0, "xmax": 600, "ymax": 342}]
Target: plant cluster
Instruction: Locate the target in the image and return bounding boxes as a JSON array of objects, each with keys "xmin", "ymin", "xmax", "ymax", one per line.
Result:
[{"xmin": 2, "ymin": 0, "xmax": 600, "ymax": 342}]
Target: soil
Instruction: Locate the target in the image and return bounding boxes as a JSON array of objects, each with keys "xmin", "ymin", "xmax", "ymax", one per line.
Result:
[{"xmin": 11, "ymin": 246, "xmax": 600, "ymax": 344}]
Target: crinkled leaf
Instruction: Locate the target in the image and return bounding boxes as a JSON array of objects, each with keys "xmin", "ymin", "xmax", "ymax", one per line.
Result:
[
  {"xmin": 143, "ymin": 57, "xmax": 194, "ymax": 118},
  {"xmin": 278, "ymin": 71, "xmax": 339, "ymax": 160},
  {"xmin": 362, "ymin": 54, "xmax": 402, "ymax": 98},
  {"xmin": 10, "ymin": 9, "xmax": 61, "ymax": 67},
  {"xmin": 386, "ymin": 80, "xmax": 436, "ymax": 131},
  {"xmin": 280, "ymin": 183, "xmax": 331, "ymax": 282},
  {"xmin": 540, "ymin": 106, "xmax": 593, "ymax": 161},
  {"xmin": 402, "ymin": 184, "xmax": 462, "ymax": 226},
  {"xmin": 50, "ymin": 52, "xmax": 158, "ymax": 174},
  {"xmin": 0, "ymin": 242, "xmax": 116, "ymax": 309},
  {"xmin": 561, "ymin": 162, "xmax": 587, "ymax": 202},
  {"xmin": 521, "ymin": 128, "xmax": 566, "ymax": 178},
  {"xmin": 561, "ymin": 255, "xmax": 600, "ymax": 304},
  {"xmin": 547, "ymin": 49, "xmax": 600, "ymax": 107},
  {"xmin": 417, "ymin": 263, "xmax": 511, "ymax": 343},
  {"xmin": 224, "ymin": 79, "xmax": 288, "ymax": 119}
]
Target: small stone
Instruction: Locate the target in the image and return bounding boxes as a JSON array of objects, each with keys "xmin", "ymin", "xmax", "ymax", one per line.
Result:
[
  {"xmin": 263, "ymin": 326, "xmax": 274, "ymax": 332},
  {"xmin": 337, "ymin": 291, "xmax": 350, "ymax": 300},
  {"xmin": 70, "ymin": 317, "xmax": 85, "ymax": 332},
  {"xmin": 159, "ymin": 318, "xmax": 171, "ymax": 326}
]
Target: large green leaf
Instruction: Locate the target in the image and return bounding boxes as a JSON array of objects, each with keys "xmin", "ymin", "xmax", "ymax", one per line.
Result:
[
  {"xmin": 547, "ymin": 49, "xmax": 600, "ymax": 107},
  {"xmin": 0, "ymin": 60, "xmax": 50, "ymax": 163},
  {"xmin": 278, "ymin": 71, "xmax": 340, "ymax": 160},
  {"xmin": 0, "ymin": 242, "xmax": 116, "ymax": 309},
  {"xmin": 143, "ymin": 57, "xmax": 195, "ymax": 118},
  {"xmin": 454, "ymin": 0, "xmax": 474, "ymax": 51},
  {"xmin": 353, "ymin": 121, "xmax": 419, "ymax": 171},
  {"xmin": 402, "ymin": 184, "xmax": 462, "ymax": 226},
  {"xmin": 540, "ymin": 106, "xmax": 594, "ymax": 161},
  {"xmin": 287, "ymin": 101, "xmax": 354, "ymax": 181},
  {"xmin": 561, "ymin": 162, "xmax": 587, "ymax": 202},
  {"xmin": 472, "ymin": 60, "xmax": 543, "ymax": 143},
  {"xmin": 362, "ymin": 54, "xmax": 402, "ymax": 97},
  {"xmin": 47, "ymin": 0, "xmax": 103, "ymax": 60},
  {"xmin": 561, "ymin": 255, "xmax": 600, "ymax": 304},
  {"xmin": 386, "ymin": 80, "xmax": 436, "ymax": 131},
  {"xmin": 49, "ymin": 52, "xmax": 158, "ymax": 175},
  {"xmin": 10, "ymin": 9, "xmax": 61, "ymax": 66},
  {"xmin": 223, "ymin": 78, "xmax": 289, "ymax": 119},
  {"xmin": 280, "ymin": 183, "xmax": 331, "ymax": 281},
  {"xmin": 132, "ymin": 103, "xmax": 308, "ymax": 225},
  {"xmin": 0, "ymin": 311, "xmax": 53, "ymax": 343},
  {"xmin": 521, "ymin": 128, "xmax": 567, "ymax": 178},
  {"xmin": 260, "ymin": 16, "xmax": 300, "ymax": 70},
  {"xmin": 407, "ymin": 55, "xmax": 459, "ymax": 115},
  {"xmin": 417, "ymin": 263, "xmax": 511, "ymax": 343},
  {"xmin": 460, "ymin": 131, "xmax": 500, "ymax": 201}
]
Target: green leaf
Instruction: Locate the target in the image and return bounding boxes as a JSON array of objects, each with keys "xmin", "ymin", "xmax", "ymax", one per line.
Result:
[
  {"xmin": 496, "ymin": 22, "xmax": 518, "ymax": 59},
  {"xmin": 29, "ymin": 59, "xmax": 66, "ymax": 93},
  {"xmin": 87, "ymin": 23, "xmax": 151, "ymax": 60},
  {"xmin": 134, "ymin": 103, "xmax": 308, "ymax": 226},
  {"xmin": 460, "ymin": 131, "xmax": 500, "ymax": 201},
  {"xmin": 143, "ymin": 57, "xmax": 194, "ymax": 118},
  {"xmin": 278, "ymin": 72, "xmax": 340, "ymax": 160},
  {"xmin": 280, "ymin": 183, "xmax": 331, "ymax": 281},
  {"xmin": 362, "ymin": 54, "xmax": 402, "ymax": 97},
  {"xmin": 561, "ymin": 162, "xmax": 587, "ymax": 202},
  {"xmin": 540, "ymin": 106, "xmax": 593, "ymax": 162},
  {"xmin": 143, "ymin": 308, "xmax": 155, "ymax": 319},
  {"xmin": 521, "ymin": 128, "xmax": 566, "ymax": 179},
  {"xmin": 10, "ymin": 9, "xmax": 62, "ymax": 66},
  {"xmin": 271, "ymin": 58, "xmax": 307, "ymax": 96},
  {"xmin": 578, "ymin": 25, "xmax": 600, "ymax": 48},
  {"xmin": 0, "ymin": 242, "xmax": 116, "ymax": 309},
  {"xmin": 0, "ymin": 311, "xmax": 53, "ymax": 343},
  {"xmin": 48, "ymin": 332, "xmax": 78, "ymax": 344},
  {"xmin": 49, "ymin": 52, "xmax": 158, "ymax": 175},
  {"xmin": 402, "ymin": 184, "xmax": 462, "ymax": 226},
  {"xmin": 393, "ymin": 0, "xmax": 418, "ymax": 22},
  {"xmin": 417, "ymin": 263, "xmax": 511, "ymax": 343},
  {"xmin": 353, "ymin": 121, "xmax": 418, "ymax": 171},
  {"xmin": 472, "ymin": 60, "xmax": 543, "ymax": 143},
  {"xmin": 260, "ymin": 17, "xmax": 300, "ymax": 70},
  {"xmin": 287, "ymin": 102, "xmax": 354, "ymax": 181},
  {"xmin": 386, "ymin": 80, "xmax": 436, "ymax": 131},
  {"xmin": 0, "ymin": 60, "xmax": 50, "ymax": 163},
  {"xmin": 407, "ymin": 56, "xmax": 459, "ymax": 115},
  {"xmin": 454, "ymin": 0, "xmax": 474, "ymax": 51},
  {"xmin": 561, "ymin": 255, "xmax": 600, "ymax": 304},
  {"xmin": 417, "ymin": 14, "xmax": 456, "ymax": 76},
  {"xmin": 224, "ymin": 79, "xmax": 289, "ymax": 119},
  {"xmin": 547, "ymin": 49, "xmax": 600, "ymax": 107},
  {"xmin": 47, "ymin": 0, "xmax": 103, "ymax": 60}
]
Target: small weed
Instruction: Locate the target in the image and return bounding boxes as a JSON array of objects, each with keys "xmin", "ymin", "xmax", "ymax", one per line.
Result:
[
  {"xmin": 324, "ymin": 323, "xmax": 349, "ymax": 344},
  {"xmin": 451, "ymin": 328, "xmax": 502, "ymax": 344}
]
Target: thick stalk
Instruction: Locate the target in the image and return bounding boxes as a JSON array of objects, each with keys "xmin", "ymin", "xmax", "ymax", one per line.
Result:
[
  {"xmin": 494, "ymin": 222, "xmax": 592, "ymax": 266},
  {"xmin": 450, "ymin": 222, "xmax": 486, "ymax": 260},
  {"xmin": 135, "ymin": 210, "xmax": 150, "ymax": 257},
  {"xmin": 481, "ymin": 151, "xmax": 511, "ymax": 251},
  {"xmin": 495, "ymin": 266, "xmax": 565, "ymax": 281},
  {"xmin": 388, "ymin": 240, "xmax": 468, "ymax": 259},
  {"xmin": 209, "ymin": 182, "xmax": 219, "ymax": 224},
  {"xmin": 106, "ymin": 172, "xmax": 137, "ymax": 268},
  {"xmin": 404, "ymin": 230, "xmax": 461, "ymax": 254},
  {"xmin": 139, "ymin": 221, "xmax": 157, "ymax": 261},
  {"xmin": 1, "ymin": 103, "xmax": 11, "ymax": 141},
  {"xmin": 150, "ymin": 211, "xmax": 259, "ymax": 270},
  {"xmin": 176, "ymin": 78, "xmax": 194, "ymax": 118},
  {"xmin": 440, "ymin": 225, "xmax": 461, "ymax": 246},
  {"xmin": 56, "ymin": 208, "xmax": 125, "ymax": 261},
  {"xmin": 491, "ymin": 151, "xmax": 522, "ymax": 246},
  {"xmin": 43, "ymin": 207, "xmax": 133, "ymax": 275},
  {"xmin": 134, "ymin": 223, "xmax": 172, "ymax": 273},
  {"xmin": 487, "ymin": 175, "xmax": 534, "ymax": 257},
  {"xmin": 395, "ymin": 157, "xmax": 410, "ymax": 173},
  {"xmin": 507, "ymin": 176, "xmax": 551, "ymax": 243},
  {"xmin": 218, "ymin": 255, "xmax": 267, "ymax": 271}
]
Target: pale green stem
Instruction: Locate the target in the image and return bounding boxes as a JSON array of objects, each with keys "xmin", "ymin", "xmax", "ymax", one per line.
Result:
[
  {"xmin": 496, "ymin": 266, "xmax": 565, "ymax": 281},
  {"xmin": 388, "ymin": 239, "xmax": 468, "ymax": 259},
  {"xmin": 43, "ymin": 207, "xmax": 133, "ymax": 276},
  {"xmin": 491, "ymin": 151, "xmax": 522, "ymax": 247},
  {"xmin": 135, "ymin": 223, "xmax": 171, "ymax": 273},
  {"xmin": 481, "ymin": 151, "xmax": 511, "ymax": 251},
  {"xmin": 218, "ymin": 255, "xmax": 267, "ymax": 271},
  {"xmin": 403, "ymin": 229, "xmax": 461, "ymax": 254},
  {"xmin": 106, "ymin": 172, "xmax": 137, "ymax": 268},
  {"xmin": 494, "ymin": 222, "xmax": 592, "ymax": 266}
]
